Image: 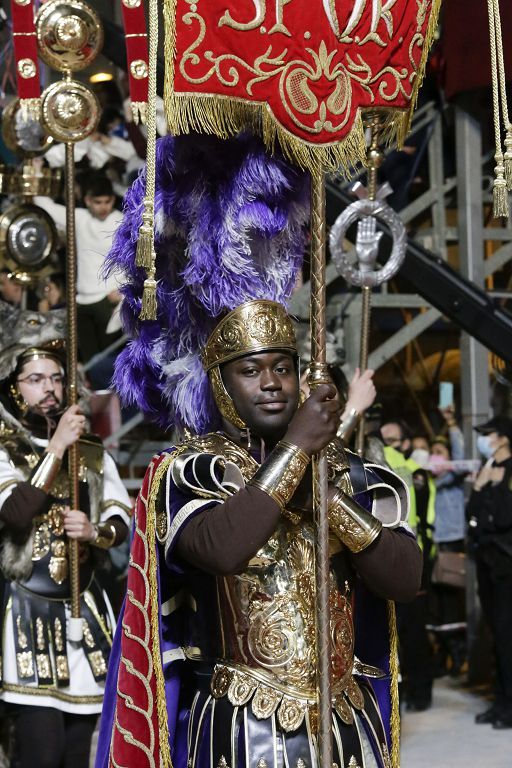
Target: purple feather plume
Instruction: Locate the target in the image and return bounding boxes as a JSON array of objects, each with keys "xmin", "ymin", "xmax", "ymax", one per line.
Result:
[{"xmin": 106, "ymin": 133, "xmax": 310, "ymax": 433}]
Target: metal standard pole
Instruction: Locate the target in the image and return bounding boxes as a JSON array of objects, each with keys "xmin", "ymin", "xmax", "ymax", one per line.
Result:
[
  {"xmin": 355, "ymin": 283, "xmax": 372, "ymax": 455},
  {"xmin": 308, "ymin": 167, "xmax": 332, "ymax": 768},
  {"xmin": 355, "ymin": 116, "xmax": 381, "ymax": 456},
  {"xmin": 64, "ymin": 140, "xmax": 82, "ymax": 641}
]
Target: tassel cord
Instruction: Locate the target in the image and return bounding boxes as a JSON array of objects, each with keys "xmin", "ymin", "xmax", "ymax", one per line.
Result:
[
  {"xmin": 137, "ymin": 0, "xmax": 159, "ymax": 317},
  {"xmin": 487, "ymin": 0, "xmax": 509, "ymax": 217},
  {"xmin": 491, "ymin": 0, "xmax": 512, "ymax": 188}
]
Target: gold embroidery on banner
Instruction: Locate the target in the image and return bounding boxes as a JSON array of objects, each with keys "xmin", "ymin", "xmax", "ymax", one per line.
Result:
[
  {"xmin": 17, "ymin": 651, "xmax": 34, "ymax": 678},
  {"xmin": 176, "ymin": 10, "xmax": 409, "ymax": 142},
  {"xmin": 164, "ymin": 0, "xmax": 441, "ymax": 173},
  {"xmin": 217, "ymin": 0, "xmax": 392, "ymax": 40}
]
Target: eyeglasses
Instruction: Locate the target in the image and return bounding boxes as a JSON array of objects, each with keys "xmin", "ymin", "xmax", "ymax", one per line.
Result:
[{"xmin": 17, "ymin": 374, "xmax": 65, "ymax": 388}]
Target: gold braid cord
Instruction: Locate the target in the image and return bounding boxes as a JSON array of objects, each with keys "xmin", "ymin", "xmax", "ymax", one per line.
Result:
[
  {"xmin": 490, "ymin": 0, "xmax": 512, "ymax": 192},
  {"xmin": 65, "ymin": 142, "xmax": 81, "ymax": 621},
  {"xmin": 387, "ymin": 600, "xmax": 401, "ymax": 768},
  {"xmin": 487, "ymin": 0, "xmax": 509, "ymax": 218},
  {"xmin": 138, "ymin": 0, "xmax": 159, "ymax": 319},
  {"xmin": 146, "ymin": 455, "xmax": 175, "ymax": 767}
]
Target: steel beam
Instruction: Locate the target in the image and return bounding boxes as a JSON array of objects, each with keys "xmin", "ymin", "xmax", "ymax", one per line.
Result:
[{"xmin": 456, "ymin": 105, "xmax": 491, "ymax": 687}]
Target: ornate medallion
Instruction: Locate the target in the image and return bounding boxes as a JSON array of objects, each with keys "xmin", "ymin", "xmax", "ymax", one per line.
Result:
[
  {"xmin": 41, "ymin": 80, "xmax": 100, "ymax": 143},
  {"xmin": 36, "ymin": 0, "xmax": 103, "ymax": 73}
]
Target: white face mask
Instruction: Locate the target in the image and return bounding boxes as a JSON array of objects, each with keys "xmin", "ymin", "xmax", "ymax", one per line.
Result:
[
  {"xmin": 477, "ymin": 434, "xmax": 494, "ymax": 460},
  {"xmin": 410, "ymin": 448, "xmax": 430, "ymax": 469}
]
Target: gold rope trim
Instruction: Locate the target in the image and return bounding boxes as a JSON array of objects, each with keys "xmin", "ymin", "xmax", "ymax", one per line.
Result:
[
  {"xmin": 146, "ymin": 452, "xmax": 176, "ymax": 768},
  {"xmin": 387, "ymin": 599, "xmax": 401, "ymax": 768},
  {"xmin": 2, "ymin": 682, "xmax": 103, "ymax": 705}
]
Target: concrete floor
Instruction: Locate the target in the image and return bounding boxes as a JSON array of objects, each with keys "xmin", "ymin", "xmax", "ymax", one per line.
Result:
[{"xmin": 401, "ymin": 677, "xmax": 512, "ymax": 768}]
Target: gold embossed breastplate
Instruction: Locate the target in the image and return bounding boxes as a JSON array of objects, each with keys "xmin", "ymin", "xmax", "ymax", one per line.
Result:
[{"xmin": 213, "ymin": 517, "xmax": 355, "ymax": 697}]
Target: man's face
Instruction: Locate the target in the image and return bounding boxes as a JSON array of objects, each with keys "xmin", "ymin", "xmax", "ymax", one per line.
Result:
[
  {"xmin": 16, "ymin": 357, "xmax": 65, "ymax": 414},
  {"xmin": 0, "ymin": 273, "xmax": 23, "ymax": 305},
  {"xmin": 488, "ymin": 430, "xmax": 509, "ymax": 453},
  {"xmin": 84, "ymin": 194, "xmax": 115, "ymax": 221},
  {"xmin": 221, "ymin": 351, "xmax": 299, "ymax": 440},
  {"xmin": 381, "ymin": 422, "xmax": 403, "ymax": 449}
]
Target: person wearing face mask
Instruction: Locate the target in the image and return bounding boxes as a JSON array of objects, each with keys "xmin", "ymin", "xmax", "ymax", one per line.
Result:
[
  {"xmin": 429, "ymin": 407, "xmax": 468, "ymax": 678},
  {"xmin": 382, "ymin": 422, "xmax": 436, "ymax": 711},
  {"xmin": 467, "ymin": 416, "xmax": 512, "ymax": 730},
  {"xmin": 0, "ymin": 313, "xmax": 132, "ymax": 768}
]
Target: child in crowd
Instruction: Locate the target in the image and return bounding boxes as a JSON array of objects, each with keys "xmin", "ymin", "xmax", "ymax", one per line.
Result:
[{"xmin": 35, "ymin": 176, "xmax": 123, "ymax": 362}]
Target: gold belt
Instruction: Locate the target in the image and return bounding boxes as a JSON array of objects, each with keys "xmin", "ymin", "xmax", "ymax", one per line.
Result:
[{"xmin": 210, "ymin": 662, "xmax": 366, "ymax": 732}]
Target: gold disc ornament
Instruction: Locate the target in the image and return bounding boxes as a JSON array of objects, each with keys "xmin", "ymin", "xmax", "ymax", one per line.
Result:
[
  {"xmin": 0, "ymin": 203, "xmax": 57, "ymax": 282},
  {"xmin": 2, "ymin": 98, "xmax": 54, "ymax": 157},
  {"xmin": 41, "ymin": 80, "xmax": 100, "ymax": 143},
  {"xmin": 36, "ymin": 0, "xmax": 103, "ymax": 73}
]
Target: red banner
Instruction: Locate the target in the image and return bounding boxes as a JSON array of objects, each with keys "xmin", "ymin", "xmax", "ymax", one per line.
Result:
[
  {"xmin": 165, "ymin": 0, "xmax": 440, "ymax": 170},
  {"xmin": 121, "ymin": 0, "xmax": 149, "ymax": 123},
  {"xmin": 11, "ymin": 0, "xmax": 40, "ymax": 117}
]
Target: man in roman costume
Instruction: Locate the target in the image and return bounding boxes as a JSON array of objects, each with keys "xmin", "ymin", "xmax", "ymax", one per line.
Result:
[{"xmin": 0, "ymin": 306, "xmax": 132, "ymax": 768}]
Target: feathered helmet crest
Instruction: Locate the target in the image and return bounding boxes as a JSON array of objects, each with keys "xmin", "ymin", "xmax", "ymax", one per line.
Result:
[{"xmin": 106, "ymin": 133, "xmax": 309, "ymax": 435}]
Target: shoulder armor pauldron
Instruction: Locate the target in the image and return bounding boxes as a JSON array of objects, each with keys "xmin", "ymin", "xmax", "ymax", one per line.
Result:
[{"xmin": 171, "ymin": 433, "xmax": 258, "ymax": 498}]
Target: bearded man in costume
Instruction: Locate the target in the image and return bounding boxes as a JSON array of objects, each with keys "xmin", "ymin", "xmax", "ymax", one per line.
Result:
[
  {"xmin": 0, "ymin": 305, "xmax": 132, "ymax": 768},
  {"xmin": 95, "ymin": 134, "xmax": 422, "ymax": 768}
]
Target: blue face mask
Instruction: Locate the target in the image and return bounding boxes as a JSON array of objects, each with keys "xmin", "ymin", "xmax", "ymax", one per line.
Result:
[{"xmin": 477, "ymin": 434, "xmax": 493, "ymax": 459}]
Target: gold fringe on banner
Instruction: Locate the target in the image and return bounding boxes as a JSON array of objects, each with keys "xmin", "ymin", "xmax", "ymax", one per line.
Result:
[
  {"xmin": 387, "ymin": 600, "xmax": 401, "ymax": 768},
  {"xmin": 163, "ymin": 0, "xmax": 441, "ymax": 174},
  {"xmin": 131, "ymin": 101, "xmax": 148, "ymax": 125}
]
